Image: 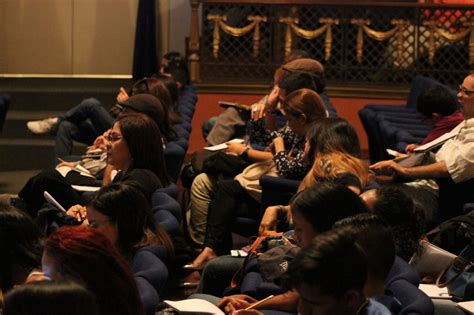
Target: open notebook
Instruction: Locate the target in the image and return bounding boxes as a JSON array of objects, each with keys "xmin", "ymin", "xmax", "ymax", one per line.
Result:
[{"xmin": 164, "ymin": 299, "xmax": 224, "ymax": 315}]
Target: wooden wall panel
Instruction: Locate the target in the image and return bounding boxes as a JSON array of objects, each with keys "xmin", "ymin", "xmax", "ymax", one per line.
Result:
[
  {"xmin": 3, "ymin": 0, "xmax": 73, "ymax": 74},
  {"xmin": 72, "ymin": 0, "xmax": 138, "ymax": 75}
]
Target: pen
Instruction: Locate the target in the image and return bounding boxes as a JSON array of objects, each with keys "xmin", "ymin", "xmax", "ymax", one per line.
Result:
[{"xmin": 244, "ymin": 295, "xmax": 274, "ymax": 310}]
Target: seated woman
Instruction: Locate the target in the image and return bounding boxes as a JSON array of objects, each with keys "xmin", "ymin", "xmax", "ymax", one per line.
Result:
[
  {"xmin": 13, "ymin": 113, "xmax": 169, "ymax": 217},
  {"xmin": 42, "ymin": 226, "xmax": 145, "ymax": 315},
  {"xmin": 3, "ymin": 280, "xmax": 99, "ymax": 315},
  {"xmin": 82, "ymin": 182, "xmax": 174, "ymax": 260},
  {"xmin": 259, "ymin": 117, "xmax": 369, "ymax": 234},
  {"xmin": 0, "ymin": 203, "xmax": 44, "ymax": 294},
  {"xmin": 188, "ymin": 87, "xmax": 328, "ymax": 248},
  {"xmin": 76, "ymin": 183, "xmax": 174, "ymax": 314}
]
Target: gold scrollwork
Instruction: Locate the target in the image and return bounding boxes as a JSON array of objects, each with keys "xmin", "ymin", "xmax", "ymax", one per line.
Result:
[
  {"xmin": 351, "ymin": 19, "xmax": 410, "ymax": 66},
  {"xmin": 207, "ymin": 14, "xmax": 267, "ymax": 58},
  {"xmin": 279, "ymin": 17, "xmax": 339, "ymax": 61},
  {"xmin": 423, "ymin": 20, "xmax": 474, "ymax": 65}
]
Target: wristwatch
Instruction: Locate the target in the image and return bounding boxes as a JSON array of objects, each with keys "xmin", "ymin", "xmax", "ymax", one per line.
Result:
[{"xmin": 241, "ymin": 147, "xmax": 250, "ymax": 161}]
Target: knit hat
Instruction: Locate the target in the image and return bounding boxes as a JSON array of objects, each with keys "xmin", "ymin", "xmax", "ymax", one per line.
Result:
[
  {"xmin": 118, "ymin": 94, "xmax": 164, "ymax": 127},
  {"xmin": 282, "ymin": 58, "xmax": 325, "ymax": 76}
]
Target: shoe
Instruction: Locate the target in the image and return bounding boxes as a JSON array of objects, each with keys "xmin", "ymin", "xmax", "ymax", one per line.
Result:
[
  {"xmin": 27, "ymin": 117, "xmax": 59, "ymax": 135},
  {"xmin": 183, "ymin": 262, "xmax": 205, "ymax": 271}
]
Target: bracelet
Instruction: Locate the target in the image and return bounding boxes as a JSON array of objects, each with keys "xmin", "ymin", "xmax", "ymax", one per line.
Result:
[{"xmin": 241, "ymin": 147, "xmax": 250, "ymax": 161}]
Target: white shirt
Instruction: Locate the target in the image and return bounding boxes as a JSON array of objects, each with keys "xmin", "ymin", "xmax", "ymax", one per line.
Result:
[{"xmin": 436, "ymin": 118, "xmax": 474, "ymax": 183}]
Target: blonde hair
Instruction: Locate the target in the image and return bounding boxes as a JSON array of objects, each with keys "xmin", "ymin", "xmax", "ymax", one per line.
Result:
[{"xmin": 299, "ymin": 151, "xmax": 368, "ymax": 192}]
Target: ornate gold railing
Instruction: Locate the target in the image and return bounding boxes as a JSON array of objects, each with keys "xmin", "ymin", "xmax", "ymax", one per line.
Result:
[{"xmin": 188, "ymin": 1, "xmax": 474, "ymax": 87}]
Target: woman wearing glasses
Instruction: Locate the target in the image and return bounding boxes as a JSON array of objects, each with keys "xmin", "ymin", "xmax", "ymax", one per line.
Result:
[{"xmin": 7, "ymin": 112, "xmax": 169, "ymax": 218}]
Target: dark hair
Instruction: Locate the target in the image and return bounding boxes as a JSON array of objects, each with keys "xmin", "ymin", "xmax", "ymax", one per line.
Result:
[
  {"xmin": 90, "ymin": 183, "xmax": 174, "ymax": 259},
  {"xmin": 279, "ymin": 71, "xmax": 325, "ymax": 94},
  {"xmin": 372, "ymin": 185, "xmax": 424, "ymax": 261},
  {"xmin": 287, "ymin": 229, "xmax": 367, "ymax": 297},
  {"xmin": 290, "ymin": 182, "xmax": 368, "ymax": 233},
  {"xmin": 300, "ymin": 118, "xmax": 368, "ymax": 190},
  {"xmin": 334, "ymin": 213, "xmax": 395, "ymax": 281},
  {"xmin": 130, "ymin": 78, "xmax": 178, "ymax": 140},
  {"xmin": 416, "ymin": 85, "xmax": 460, "ymax": 117},
  {"xmin": 3, "ymin": 280, "xmax": 98, "ymax": 315},
  {"xmin": 44, "ymin": 226, "xmax": 145, "ymax": 315},
  {"xmin": 307, "ymin": 117, "xmax": 361, "ymax": 160},
  {"xmin": 115, "ymin": 113, "xmax": 170, "ymax": 186},
  {"xmin": 152, "ymin": 74, "xmax": 182, "ymax": 125},
  {"xmin": 0, "ymin": 204, "xmax": 43, "ymax": 293}
]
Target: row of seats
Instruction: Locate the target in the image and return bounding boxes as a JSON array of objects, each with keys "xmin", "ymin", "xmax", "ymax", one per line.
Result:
[{"xmin": 136, "ymin": 86, "xmax": 198, "ymax": 314}]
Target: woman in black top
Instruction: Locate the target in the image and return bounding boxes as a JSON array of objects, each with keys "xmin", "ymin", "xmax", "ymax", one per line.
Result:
[{"xmin": 16, "ymin": 113, "xmax": 168, "ymax": 217}]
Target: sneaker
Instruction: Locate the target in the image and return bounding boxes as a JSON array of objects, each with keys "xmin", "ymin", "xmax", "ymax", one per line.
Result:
[{"xmin": 27, "ymin": 117, "xmax": 59, "ymax": 135}]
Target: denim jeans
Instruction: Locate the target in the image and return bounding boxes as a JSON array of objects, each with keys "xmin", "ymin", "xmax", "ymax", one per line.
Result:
[
  {"xmin": 197, "ymin": 255, "xmax": 244, "ymax": 297},
  {"xmin": 55, "ymin": 98, "xmax": 114, "ymax": 157}
]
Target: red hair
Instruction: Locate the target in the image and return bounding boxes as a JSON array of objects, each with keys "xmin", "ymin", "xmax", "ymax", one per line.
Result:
[{"xmin": 44, "ymin": 226, "xmax": 144, "ymax": 315}]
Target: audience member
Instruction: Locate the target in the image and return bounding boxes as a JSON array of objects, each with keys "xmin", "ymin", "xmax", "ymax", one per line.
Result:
[
  {"xmin": 0, "ymin": 203, "xmax": 43, "ymax": 293},
  {"xmin": 285, "ymin": 230, "xmax": 391, "ymax": 315},
  {"xmin": 43, "ymin": 226, "xmax": 145, "ymax": 315},
  {"xmin": 3, "ymin": 280, "xmax": 99, "ymax": 315},
  {"xmin": 362, "ymin": 185, "xmax": 425, "ymax": 262},
  {"xmin": 80, "ymin": 182, "xmax": 174, "ymax": 260},
  {"xmin": 10, "ymin": 113, "xmax": 168, "ymax": 217},
  {"xmin": 405, "ymin": 84, "xmax": 463, "ymax": 154}
]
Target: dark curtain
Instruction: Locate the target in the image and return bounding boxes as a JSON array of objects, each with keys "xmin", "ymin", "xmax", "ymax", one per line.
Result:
[{"xmin": 132, "ymin": 0, "xmax": 158, "ymax": 80}]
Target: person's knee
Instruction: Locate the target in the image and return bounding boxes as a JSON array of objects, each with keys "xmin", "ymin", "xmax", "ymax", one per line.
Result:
[
  {"xmin": 57, "ymin": 120, "xmax": 76, "ymax": 136},
  {"xmin": 191, "ymin": 173, "xmax": 215, "ymax": 198}
]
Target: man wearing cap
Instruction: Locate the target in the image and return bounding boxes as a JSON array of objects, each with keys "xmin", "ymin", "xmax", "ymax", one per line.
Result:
[{"xmin": 204, "ymin": 57, "xmax": 336, "ymax": 146}]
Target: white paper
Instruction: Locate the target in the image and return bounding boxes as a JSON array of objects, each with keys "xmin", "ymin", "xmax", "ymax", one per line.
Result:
[
  {"xmin": 164, "ymin": 299, "xmax": 224, "ymax": 315},
  {"xmin": 419, "ymin": 284, "xmax": 451, "ymax": 299},
  {"xmin": 458, "ymin": 301, "xmax": 474, "ymax": 313},
  {"xmin": 71, "ymin": 185, "xmax": 101, "ymax": 192},
  {"xmin": 204, "ymin": 138, "xmax": 245, "ymax": 151},
  {"xmin": 56, "ymin": 165, "xmax": 94, "ymax": 178},
  {"xmin": 414, "ymin": 131, "xmax": 456, "ymax": 152}
]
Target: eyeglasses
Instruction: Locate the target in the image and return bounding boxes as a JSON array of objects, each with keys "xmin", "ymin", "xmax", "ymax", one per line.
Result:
[
  {"xmin": 105, "ymin": 133, "xmax": 123, "ymax": 142},
  {"xmin": 88, "ymin": 219, "xmax": 114, "ymax": 229},
  {"xmin": 459, "ymin": 85, "xmax": 474, "ymax": 96}
]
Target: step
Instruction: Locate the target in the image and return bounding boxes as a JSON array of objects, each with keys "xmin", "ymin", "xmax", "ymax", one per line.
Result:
[
  {"xmin": 0, "ymin": 77, "xmax": 133, "ymax": 111},
  {"xmin": 0, "ymin": 169, "xmax": 42, "ymax": 194},
  {"xmin": 0, "ymin": 138, "xmax": 86, "ymax": 171}
]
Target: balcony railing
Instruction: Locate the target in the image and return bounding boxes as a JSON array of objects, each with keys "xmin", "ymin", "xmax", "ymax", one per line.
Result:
[{"xmin": 187, "ymin": 1, "xmax": 474, "ymax": 91}]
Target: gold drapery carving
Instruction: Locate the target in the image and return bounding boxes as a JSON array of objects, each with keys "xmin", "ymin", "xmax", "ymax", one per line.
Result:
[
  {"xmin": 423, "ymin": 20, "xmax": 474, "ymax": 65},
  {"xmin": 351, "ymin": 19, "xmax": 410, "ymax": 65},
  {"xmin": 207, "ymin": 14, "xmax": 267, "ymax": 58},
  {"xmin": 279, "ymin": 17, "xmax": 339, "ymax": 61}
]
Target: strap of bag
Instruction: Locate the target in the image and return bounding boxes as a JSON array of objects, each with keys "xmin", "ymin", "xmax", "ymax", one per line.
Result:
[
  {"xmin": 230, "ymin": 233, "xmax": 283, "ymax": 288},
  {"xmin": 437, "ymin": 243, "xmax": 474, "ymax": 288}
]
